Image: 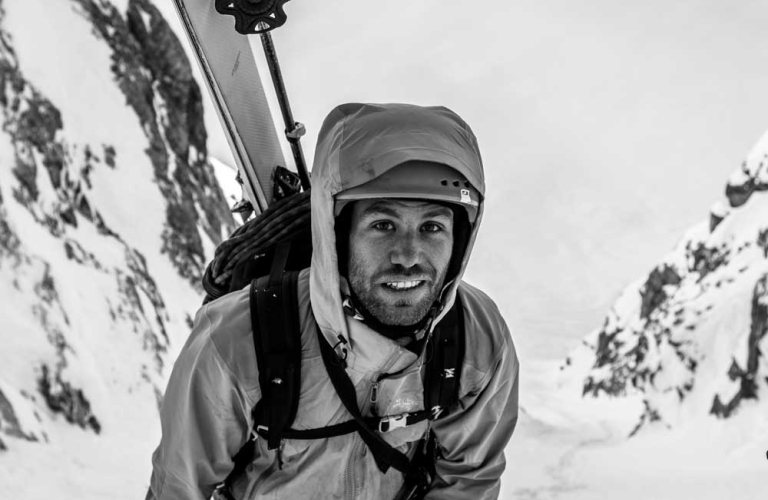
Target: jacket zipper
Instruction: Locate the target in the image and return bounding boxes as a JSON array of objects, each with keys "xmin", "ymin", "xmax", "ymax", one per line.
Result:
[
  {"xmin": 368, "ymin": 345, "xmax": 427, "ymax": 417},
  {"xmin": 345, "ymin": 433, "xmax": 362, "ymax": 500},
  {"xmin": 346, "ymin": 345, "xmax": 410, "ymax": 498},
  {"xmin": 367, "ymin": 351, "xmax": 400, "ymax": 416}
]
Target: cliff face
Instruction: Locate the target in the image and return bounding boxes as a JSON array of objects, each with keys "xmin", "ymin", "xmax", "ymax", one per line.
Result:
[
  {"xmin": 0, "ymin": 0, "xmax": 234, "ymax": 487},
  {"xmin": 569, "ymin": 130, "xmax": 768, "ymax": 434}
]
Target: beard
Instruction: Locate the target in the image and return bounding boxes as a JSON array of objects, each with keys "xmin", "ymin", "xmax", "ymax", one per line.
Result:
[{"xmin": 347, "ymin": 261, "xmax": 448, "ymax": 327}]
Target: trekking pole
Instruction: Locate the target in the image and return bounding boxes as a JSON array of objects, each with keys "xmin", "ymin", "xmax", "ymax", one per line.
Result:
[
  {"xmin": 215, "ymin": 0, "xmax": 311, "ymax": 191},
  {"xmin": 257, "ymin": 28, "xmax": 310, "ymax": 191}
]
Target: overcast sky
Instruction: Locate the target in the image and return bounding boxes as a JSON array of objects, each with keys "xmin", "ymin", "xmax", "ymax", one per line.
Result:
[{"xmin": 162, "ymin": 0, "xmax": 768, "ymax": 361}]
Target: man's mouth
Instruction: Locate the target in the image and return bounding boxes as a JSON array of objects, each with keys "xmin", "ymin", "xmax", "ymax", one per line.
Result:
[{"xmin": 382, "ymin": 280, "xmax": 424, "ymax": 291}]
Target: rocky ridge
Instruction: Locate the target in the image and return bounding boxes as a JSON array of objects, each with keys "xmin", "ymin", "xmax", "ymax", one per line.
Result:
[{"xmin": 569, "ymin": 129, "xmax": 768, "ymax": 434}]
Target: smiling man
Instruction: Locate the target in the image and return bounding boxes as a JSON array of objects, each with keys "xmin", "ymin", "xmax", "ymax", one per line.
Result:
[
  {"xmin": 147, "ymin": 103, "xmax": 519, "ymax": 500},
  {"xmin": 346, "ymin": 197, "xmax": 454, "ymax": 327}
]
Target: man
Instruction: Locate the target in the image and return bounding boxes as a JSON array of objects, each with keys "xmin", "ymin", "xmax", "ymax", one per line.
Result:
[{"xmin": 147, "ymin": 103, "xmax": 519, "ymax": 499}]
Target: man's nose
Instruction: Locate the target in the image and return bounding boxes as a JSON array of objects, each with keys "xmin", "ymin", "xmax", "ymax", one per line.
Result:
[{"xmin": 390, "ymin": 231, "xmax": 422, "ymax": 268}]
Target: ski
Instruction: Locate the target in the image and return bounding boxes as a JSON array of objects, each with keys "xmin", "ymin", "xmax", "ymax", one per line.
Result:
[{"xmin": 172, "ymin": 0, "xmax": 289, "ymax": 215}]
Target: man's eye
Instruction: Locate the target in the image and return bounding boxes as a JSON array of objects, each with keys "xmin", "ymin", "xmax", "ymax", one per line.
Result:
[
  {"xmin": 371, "ymin": 221, "xmax": 394, "ymax": 231},
  {"xmin": 422, "ymin": 223, "xmax": 443, "ymax": 233}
]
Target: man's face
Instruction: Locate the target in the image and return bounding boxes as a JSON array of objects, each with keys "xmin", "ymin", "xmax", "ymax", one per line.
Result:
[{"xmin": 346, "ymin": 199, "xmax": 454, "ymax": 327}]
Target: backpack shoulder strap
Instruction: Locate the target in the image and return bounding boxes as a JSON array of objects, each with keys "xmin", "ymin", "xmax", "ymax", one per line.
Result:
[
  {"xmin": 250, "ymin": 242, "xmax": 302, "ymax": 450},
  {"xmin": 425, "ymin": 291, "xmax": 465, "ymax": 420},
  {"xmin": 219, "ymin": 243, "xmax": 301, "ymax": 494}
]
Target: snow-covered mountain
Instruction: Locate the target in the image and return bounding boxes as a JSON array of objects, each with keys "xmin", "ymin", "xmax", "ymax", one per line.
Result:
[
  {"xmin": 0, "ymin": 0, "xmax": 235, "ymax": 496},
  {"xmin": 499, "ymin": 132, "xmax": 768, "ymax": 500},
  {"xmin": 564, "ymin": 129, "xmax": 768, "ymax": 435}
]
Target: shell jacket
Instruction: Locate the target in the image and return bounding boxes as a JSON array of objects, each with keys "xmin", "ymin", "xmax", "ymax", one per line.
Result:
[{"xmin": 146, "ymin": 103, "xmax": 519, "ymax": 500}]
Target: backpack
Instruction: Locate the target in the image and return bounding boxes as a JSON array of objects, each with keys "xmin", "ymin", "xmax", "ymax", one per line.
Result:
[{"xmin": 203, "ymin": 186, "xmax": 465, "ymax": 500}]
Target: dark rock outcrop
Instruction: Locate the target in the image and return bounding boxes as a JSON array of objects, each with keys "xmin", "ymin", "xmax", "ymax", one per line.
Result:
[
  {"xmin": 709, "ymin": 212, "xmax": 725, "ymax": 232},
  {"xmin": 37, "ymin": 365, "xmax": 100, "ymax": 434},
  {"xmin": 115, "ymin": 247, "xmax": 170, "ymax": 371},
  {"xmin": 0, "ymin": 21, "xmax": 100, "ymax": 240},
  {"xmin": 0, "ymin": 203, "xmax": 20, "ymax": 264},
  {"xmin": 725, "ymin": 178, "xmax": 755, "ymax": 208},
  {"xmin": 639, "ymin": 265, "xmax": 682, "ymax": 320},
  {"xmin": 628, "ymin": 400, "xmax": 665, "ymax": 437},
  {"xmin": 725, "ymin": 158, "xmax": 768, "ymax": 208},
  {"xmin": 711, "ymin": 273, "xmax": 768, "ymax": 418},
  {"xmin": 0, "ymin": 389, "xmax": 37, "ymax": 443},
  {"xmin": 687, "ymin": 242, "xmax": 729, "ymax": 280},
  {"xmin": 758, "ymin": 229, "xmax": 768, "ymax": 258},
  {"xmin": 583, "ymin": 324, "xmax": 627, "ymax": 397}
]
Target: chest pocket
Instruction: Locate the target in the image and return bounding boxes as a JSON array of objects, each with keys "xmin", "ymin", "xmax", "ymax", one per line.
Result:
[{"xmin": 374, "ymin": 368, "xmax": 429, "ymax": 449}]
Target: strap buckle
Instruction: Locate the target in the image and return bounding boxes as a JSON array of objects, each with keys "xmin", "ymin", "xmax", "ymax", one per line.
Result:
[
  {"xmin": 378, "ymin": 413, "xmax": 408, "ymax": 433},
  {"xmin": 252, "ymin": 425, "xmax": 269, "ymax": 441}
]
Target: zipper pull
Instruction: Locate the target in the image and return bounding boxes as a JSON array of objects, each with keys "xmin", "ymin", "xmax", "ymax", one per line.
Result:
[
  {"xmin": 277, "ymin": 439, "xmax": 285, "ymax": 470},
  {"xmin": 370, "ymin": 381, "xmax": 379, "ymax": 404}
]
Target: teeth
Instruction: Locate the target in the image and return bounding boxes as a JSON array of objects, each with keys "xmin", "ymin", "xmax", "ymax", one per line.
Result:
[{"xmin": 385, "ymin": 280, "xmax": 421, "ymax": 290}]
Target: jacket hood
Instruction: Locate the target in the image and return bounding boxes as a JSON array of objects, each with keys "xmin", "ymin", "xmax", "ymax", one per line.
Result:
[{"xmin": 309, "ymin": 103, "xmax": 486, "ymax": 350}]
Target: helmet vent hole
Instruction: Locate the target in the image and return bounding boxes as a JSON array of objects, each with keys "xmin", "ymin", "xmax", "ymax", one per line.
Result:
[
  {"xmin": 440, "ymin": 179, "xmax": 448, "ymax": 186},
  {"xmin": 452, "ymin": 180, "xmax": 460, "ymax": 187},
  {"xmin": 464, "ymin": 181, "xmax": 470, "ymax": 188}
]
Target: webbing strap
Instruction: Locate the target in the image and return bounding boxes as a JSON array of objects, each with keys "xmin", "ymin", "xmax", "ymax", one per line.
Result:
[
  {"xmin": 251, "ymin": 242, "xmax": 301, "ymax": 450},
  {"xmin": 223, "ymin": 436, "xmax": 255, "ymax": 493},
  {"xmin": 317, "ymin": 329, "xmax": 412, "ymax": 474},
  {"xmin": 270, "ymin": 419, "xmax": 358, "ymax": 440},
  {"xmin": 256, "ymin": 410, "xmax": 432, "ymax": 441}
]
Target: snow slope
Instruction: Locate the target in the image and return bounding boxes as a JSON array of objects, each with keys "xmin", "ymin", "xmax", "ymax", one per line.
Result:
[{"xmin": 0, "ymin": 0, "xmax": 233, "ymax": 497}]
